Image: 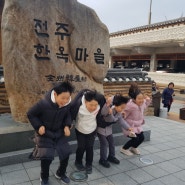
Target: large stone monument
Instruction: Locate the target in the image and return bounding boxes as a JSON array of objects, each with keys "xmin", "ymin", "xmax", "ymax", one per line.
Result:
[{"xmin": 1, "ymin": 0, "xmax": 110, "ymax": 122}]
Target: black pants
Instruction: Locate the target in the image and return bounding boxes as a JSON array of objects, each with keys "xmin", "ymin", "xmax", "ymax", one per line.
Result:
[
  {"xmin": 41, "ymin": 159, "xmax": 52, "ymax": 180},
  {"xmin": 75, "ymin": 129, "xmax": 96, "ymax": 166},
  {"xmin": 97, "ymin": 133, "xmax": 115, "ymax": 161},
  {"xmin": 41, "ymin": 157, "xmax": 69, "ymax": 180},
  {"xmin": 123, "ymin": 132, "xmax": 144, "ymax": 150},
  {"xmin": 167, "ymin": 103, "xmax": 171, "ymax": 112},
  {"xmin": 163, "ymin": 99, "xmax": 172, "ymax": 112},
  {"xmin": 56, "ymin": 156, "xmax": 69, "ymax": 176}
]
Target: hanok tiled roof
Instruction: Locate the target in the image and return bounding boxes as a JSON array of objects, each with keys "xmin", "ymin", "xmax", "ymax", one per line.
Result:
[
  {"xmin": 110, "ymin": 17, "xmax": 185, "ymax": 37},
  {"xmin": 104, "ymin": 68, "xmax": 151, "ymax": 82}
]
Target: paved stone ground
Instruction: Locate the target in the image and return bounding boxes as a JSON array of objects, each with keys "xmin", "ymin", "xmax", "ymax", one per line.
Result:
[
  {"xmin": 0, "ymin": 94, "xmax": 185, "ymax": 185},
  {"xmin": 1, "ymin": 115, "xmax": 185, "ymax": 185},
  {"xmin": 162, "ymin": 95, "xmax": 185, "ymax": 124}
]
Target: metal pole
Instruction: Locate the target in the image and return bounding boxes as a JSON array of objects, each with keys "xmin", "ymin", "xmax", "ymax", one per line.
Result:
[{"xmin": 148, "ymin": 0, "xmax": 152, "ymax": 25}]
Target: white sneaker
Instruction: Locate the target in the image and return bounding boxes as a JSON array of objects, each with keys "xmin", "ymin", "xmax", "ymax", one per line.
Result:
[
  {"xmin": 129, "ymin": 131, "xmax": 136, "ymax": 138},
  {"xmin": 130, "ymin": 147, "xmax": 140, "ymax": 155},
  {"xmin": 120, "ymin": 148, "xmax": 133, "ymax": 156},
  {"xmin": 55, "ymin": 173, "xmax": 61, "ymax": 179}
]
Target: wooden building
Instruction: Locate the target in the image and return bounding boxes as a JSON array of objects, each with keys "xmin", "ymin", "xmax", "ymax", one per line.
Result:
[{"xmin": 110, "ymin": 17, "xmax": 185, "ymax": 73}]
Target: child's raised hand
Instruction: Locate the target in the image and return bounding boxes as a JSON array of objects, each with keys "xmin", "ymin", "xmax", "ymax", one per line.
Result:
[
  {"xmin": 144, "ymin": 94, "xmax": 150, "ymax": 100},
  {"xmin": 64, "ymin": 126, "xmax": 70, "ymax": 136},
  {"xmin": 106, "ymin": 96, "xmax": 112, "ymax": 107},
  {"xmin": 38, "ymin": 126, "xmax": 45, "ymax": 135},
  {"xmin": 128, "ymin": 128, "xmax": 136, "ymax": 138}
]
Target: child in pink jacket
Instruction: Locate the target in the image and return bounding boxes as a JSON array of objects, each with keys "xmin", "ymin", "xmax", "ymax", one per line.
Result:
[{"xmin": 120, "ymin": 82, "xmax": 151, "ymax": 156}]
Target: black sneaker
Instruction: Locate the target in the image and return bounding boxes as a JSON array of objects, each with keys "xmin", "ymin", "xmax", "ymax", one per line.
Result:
[
  {"xmin": 75, "ymin": 161, "xmax": 86, "ymax": 171},
  {"xmin": 86, "ymin": 165, "xmax": 92, "ymax": 174},
  {"xmin": 107, "ymin": 156, "xmax": 120, "ymax": 164},
  {"xmin": 40, "ymin": 177, "xmax": 49, "ymax": 185},
  {"xmin": 99, "ymin": 159, "xmax": 110, "ymax": 168},
  {"xmin": 60, "ymin": 174, "xmax": 70, "ymax": 184}
]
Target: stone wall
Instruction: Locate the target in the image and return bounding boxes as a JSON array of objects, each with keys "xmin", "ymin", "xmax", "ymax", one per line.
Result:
[
  {"xmin": 0, "ymin": 82, "xmax": 10, "ymax": 114},
  {"xmin": 103, "ymin": 82, "xmax": 152, "ymax": 97},
  {"xmin": 103, "ymin": 81, "xmax": 154, "ymax": 116}
]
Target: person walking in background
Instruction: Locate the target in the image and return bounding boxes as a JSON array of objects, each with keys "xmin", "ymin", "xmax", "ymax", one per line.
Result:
[
  {"xmin": 70, "ymin": 89, "xmax": 101, "ymax": 174},
  {"xmin": 152, "ymin": 81, "xmax": 160, "ymax": 95},
  {"xmin": 27, "ymin": 81, "xmax": 74, "ymax": 185},
  {"xmin": 162, "ymin": 82, "xmax": 175, "ymax": 112},
  {"xmin": 120, "ymin": 82, "xmax": 151, "ymax": 156},
  {"xmin": 97, "ymin": 94, "xmax": 136, "ymax": 168},
  {"xmin": 151, "ymin": 81, "xmax": 161, "ymax": 117}
]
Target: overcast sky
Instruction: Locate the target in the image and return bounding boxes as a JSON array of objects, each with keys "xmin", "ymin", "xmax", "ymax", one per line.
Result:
[{"xmin": 77, "ymin": 0, "xmax": 185, "ymax": 33}]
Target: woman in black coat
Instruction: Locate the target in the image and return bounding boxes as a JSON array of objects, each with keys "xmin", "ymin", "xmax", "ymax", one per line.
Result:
[
  {"xmin": 162, "ymin": 82, "xmax": 175, "ymax": 112},
  {"xmin": 27, "ymin": 81, "xmax": 74, "ymax": 185}
]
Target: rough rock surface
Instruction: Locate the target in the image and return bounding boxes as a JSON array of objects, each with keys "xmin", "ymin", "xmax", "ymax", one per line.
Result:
[
  {"xmin": 1, "ymin": 0, "xmax": 109, "ymax": 122},
  {"xmin": 0, "ymin": 0, "xmax": 4, "ymax": 65}
]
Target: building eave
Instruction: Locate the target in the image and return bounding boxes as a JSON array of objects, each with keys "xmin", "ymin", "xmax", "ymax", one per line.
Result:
[{"xmin": 110, "ymin": 17, "xmax": 185, "ymax": 38}]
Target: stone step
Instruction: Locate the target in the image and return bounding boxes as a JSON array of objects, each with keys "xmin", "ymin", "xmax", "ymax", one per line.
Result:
[
  {"xmin": 0, "ymin": 130, "xmax": 150, "ymax": 167},
  {"xmin": 0, "ymin": 114, "xmax": 151, "ymax": 166}
]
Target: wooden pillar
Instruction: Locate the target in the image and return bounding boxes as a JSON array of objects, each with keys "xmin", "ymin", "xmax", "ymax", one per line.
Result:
[
  {"xmin": 109, "ymin": 56, "xmax": 112, "ymax": 68},
  {"xmin": 125, "ymin": 60, "xmax": 129, "ymax": 68},
  {"xmin": 170, "ymin": 60, "xmax": 177, "ymax": 69},
  {"xmin": 150, "ymin": 53, "xmax": 157, "ymax": 71}
]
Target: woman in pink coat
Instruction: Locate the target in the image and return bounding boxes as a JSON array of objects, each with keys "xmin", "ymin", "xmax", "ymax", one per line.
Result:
[{"xmin": 120, "ymin": 83, "xmax": 151, "ymax": 156}]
